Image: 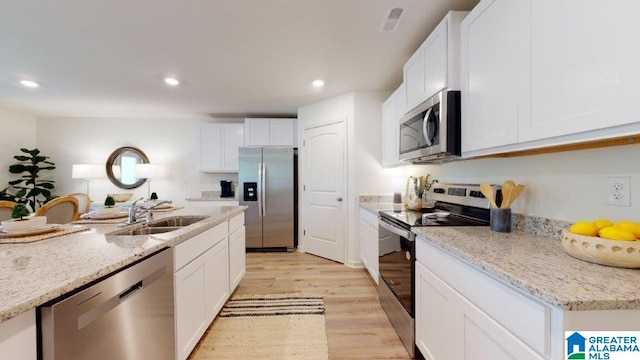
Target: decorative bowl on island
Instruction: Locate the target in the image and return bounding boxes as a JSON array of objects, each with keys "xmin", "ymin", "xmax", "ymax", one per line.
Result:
[
  {"xmin": 95, "ymin": 207, "xmax": 122, "ymax": 215},
  {"xmin": 1, "ymin": 216, "xmax": 48, "ymax": 232},
  {"xmin": 107, "ymin": 193, "xmax": 133, "ymax": 202},
  {"xmin": 561, "ymin": 229, "xmax": 640, "ymax": 268}
]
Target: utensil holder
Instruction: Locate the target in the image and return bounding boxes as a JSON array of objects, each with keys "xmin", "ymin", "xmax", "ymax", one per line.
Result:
[{"xmin": 490, "ymin": 208, "xmax": 511, "ymax": 233}]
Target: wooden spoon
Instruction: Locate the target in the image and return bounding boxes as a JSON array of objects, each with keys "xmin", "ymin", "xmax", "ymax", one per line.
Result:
[
  {"xmin": 501, "ymin": 180, "xmax": 516, "ymax": 209},
  {"xmin": 506, "ymin": 185, "xmax": 525, "ymax": 207},
  {"xmin": 479, "ymin": 183, "xmax": 498, "ymax": 208}
]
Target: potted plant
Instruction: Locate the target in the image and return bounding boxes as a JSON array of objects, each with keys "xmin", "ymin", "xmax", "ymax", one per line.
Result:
[
  {"xmin": 150, "ymin": 192, "xmax": 158, "ymax": 201},
  {"xmin": 1, "ymin": 148, "xmax": 57, "ymax": 212},
  {"xmin": 1, "ymin": 204, "xmax": 47, "ymax": 232},
  {"xmin": 405, "ymin": 175, "xmax": 438, "ymax": 210}
]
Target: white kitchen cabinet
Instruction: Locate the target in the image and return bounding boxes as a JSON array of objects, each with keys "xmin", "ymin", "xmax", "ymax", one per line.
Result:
[
  {"xmin": 244, "ymin": 118, "xmax": 296, "ymax": 146},
  {"xmin": 228, "ymin": 213, "xmax": 246, "ymax": 292},
  {"xmin": 359, "ymin": 209, "xmax": 378, "ymax": 284},
  {"xmin": 0, "ymin": 309, "xmax": 36, "ymax": 360},
  {"xmin": 381, "ymin": 84, "xmax": 406, "ymax": 168},
  {"xmin": 461, "ymin": 0, "xmax": 640, "ymax": 157},
  {"xmin": 198, "ymin": 123, "xmax": 244, "ymax": 172},
  {"xmin": 403, "ymin": 11, "xmax": 468, "ymax": 111},
  {"xmin": 174, "ymin": 222, "xmax": 229, "ymax": 360}
]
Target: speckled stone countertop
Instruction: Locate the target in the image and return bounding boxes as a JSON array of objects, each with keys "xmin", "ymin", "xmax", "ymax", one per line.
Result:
[
  {"xmin": 359, "ymin": 202, "xmax": 394, "ymax": 214},
  {"xmin": 185, "ymin": 190, "xmax": 238, "ymax": 202},
  {"xmin": 413, "ymin": 226, "xmax": 640, "ymax": 311},
  {"xmin": 0, "ymin": 206, "xmax": 246, "ymax": 323}
]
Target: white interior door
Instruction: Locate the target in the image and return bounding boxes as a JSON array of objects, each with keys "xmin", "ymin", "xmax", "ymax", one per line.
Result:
[{"xmin": 301, "ymin": 121, "xmax": 346, "ymax": 263}]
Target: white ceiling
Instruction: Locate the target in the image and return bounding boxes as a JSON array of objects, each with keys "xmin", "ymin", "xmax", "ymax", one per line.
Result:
[{"xmin": 0, "ymin": 0, "xmax": 479, "ymax": 118}]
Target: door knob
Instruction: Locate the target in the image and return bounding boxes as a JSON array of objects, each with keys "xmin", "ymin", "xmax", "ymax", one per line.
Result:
[{"xmin": 337, "ymin": 197, "xmax": 343, "ymax": 202}]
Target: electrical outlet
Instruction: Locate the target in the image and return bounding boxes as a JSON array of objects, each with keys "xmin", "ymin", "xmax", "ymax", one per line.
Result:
[{"xmin": 606, "ymin": 176, "xmax": 631, "ymax": 206}]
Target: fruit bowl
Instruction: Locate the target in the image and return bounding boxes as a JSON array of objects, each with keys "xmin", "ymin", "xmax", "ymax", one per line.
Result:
[
  {"xmin": 107, "ymin": 193, "xmax": 133, "ymax": 202},
  {"xmin": 561, "ymin": 229, "xmax": 640, "ymax": 268},
  {"xmin": 1, "ymin": 216, "xmax": 48, "ymax": 232}
]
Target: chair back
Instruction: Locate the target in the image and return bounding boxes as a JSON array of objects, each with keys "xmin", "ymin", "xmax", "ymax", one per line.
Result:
[
  {"xmin": 0, "ymin": 201, "xmax": 17, "ymax": 222},
  {"xmin": 35, "ymin": 196, "xmax": 79, "ymax": 224},
  {"xmin": 69, "ymin": 193, "xmax": 91, "ymax": 214}
]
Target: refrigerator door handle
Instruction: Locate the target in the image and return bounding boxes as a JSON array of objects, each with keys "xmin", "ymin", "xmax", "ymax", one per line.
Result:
[
  {"xmin": 257, "ymin": 163, "xmax": 263, "ymax": 217},
  {"xmin": 261, "ymin": 163, "xmax": 266, "ymax": 217}
]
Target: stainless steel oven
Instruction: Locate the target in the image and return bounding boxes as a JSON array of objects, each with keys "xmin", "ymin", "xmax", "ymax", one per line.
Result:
[
  {"xmin": 398, "ymin": 90, "xmax": 461, "ymax": 163},
  {"xmin": 378, "ymin": 216, "xmax": 415, "ymax": 358}
]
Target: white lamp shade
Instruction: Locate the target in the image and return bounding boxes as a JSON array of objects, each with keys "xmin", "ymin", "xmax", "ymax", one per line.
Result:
[
  {"xmin": 71, "ymin": 164, "xmax": 105, "ymax": 179},
  {"xmin": 134, "ymin": 164, "xmax": 166, "ymax": 179}
]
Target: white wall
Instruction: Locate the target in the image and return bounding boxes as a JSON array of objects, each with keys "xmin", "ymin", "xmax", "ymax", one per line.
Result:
[
  {"xmin": 0, "ymin": 107, "xmax": 37, "ymax": 193},
  {"xmin": 36, "ymin": 117, "xmax": 240, "ymax": 205},
  {"xmin": 380, "ymin": 144, "xmax": 640, "ymax": 223}
]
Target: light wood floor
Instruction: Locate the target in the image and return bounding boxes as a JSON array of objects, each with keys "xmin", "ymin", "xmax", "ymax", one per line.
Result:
[{"xmin": 191, "ymin": 250, "xmax": 411, "ymax": 360}]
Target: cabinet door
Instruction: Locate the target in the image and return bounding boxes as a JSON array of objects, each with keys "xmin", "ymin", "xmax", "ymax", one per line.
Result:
[
  {"xmin": 204, "ymin": 239, "xmax": 230, "ymax": 322},
  {"xmin": 244, "ymin": 118, "xmax": 271, "ymax": 146},
  {"xmin": 422, "ymin": 19, "xmax": 448, "ymax": 100},
  {"xmin": 359, "ymin": 219, "xmax": 378, "ymax": 283},
  {"xmin": 395, "ymin": 82, "xmax": 408, "ymax": 118},
  {"xmin": 460, "ymin": 0, "xmax": 523, "ymax": 153},
  {"xmin": 220, "ymin": 124, "xmax": 244, "ymax": 172},
  {"xmin": 175, "ymin": 253, "xmax": 208, "ymax": 360},
  {"xmin": 198, "ymin": 124, "xmax": 221, "ymax": 171},
  {"xmin": 269, "ymin": 119, "xmax": 295, "ymax": 146},
  {"xmin": 228, "ymin": 226, "xmax": 246, "ymax": 292},
  {"xmin": 520, "ymin": 0, "xmax": 640, "ymax": 142},
  {"xmin": 0, "ymin": 309, "xmax": 36, "ymax": 360},
  {"xmin": 415, "ymin": 261, "xmax": 456, "ymax": 360},
  {"xmin": 459, "ymin": 295, "xmax": 544, "ymax": 360},
  {"xmin": 381, "ymin": 93, "xmax": 396, "ymax": 168},
  {"xmin": 404, "ymin": 49, "xmax": 425, "ymax": 111}
]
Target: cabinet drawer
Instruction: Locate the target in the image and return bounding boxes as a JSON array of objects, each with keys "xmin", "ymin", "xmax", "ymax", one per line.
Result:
[
  {"xmin": 360, "ymin": 208, "xmax": 379, "ymax": 228},
  {"xmin": 229, "ymin": 213, "xmax": 244, "ymax": 234},
  {"xmin": 174, "ymin": 222, "xmax": 228, "ymax": 271},
  {"xmin": 416, "ymin": 237, "xmax": 550, "ymax": 356}
]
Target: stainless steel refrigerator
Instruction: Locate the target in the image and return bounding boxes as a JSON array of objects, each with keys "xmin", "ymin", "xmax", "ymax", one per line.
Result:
[{"xmin": 239, "ymin": 147, "xmax": 296, "ymax": 250}]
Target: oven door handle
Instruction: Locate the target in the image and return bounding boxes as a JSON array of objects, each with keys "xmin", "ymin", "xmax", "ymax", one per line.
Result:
[{"xmin": 379, "ymin": 218, "xmax": 412, "ymax": 240}]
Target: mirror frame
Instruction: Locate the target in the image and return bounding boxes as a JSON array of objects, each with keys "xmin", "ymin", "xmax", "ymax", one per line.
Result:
[{"xmin": 106, "ymin": 146, "xmax": 150, "ymax": 189}]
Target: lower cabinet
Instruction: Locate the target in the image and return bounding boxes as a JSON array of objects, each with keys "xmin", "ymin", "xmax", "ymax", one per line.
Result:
[
  {"xmin": 0, "ymin": 309, "xmax": 36, "ymax": 360},
  {"xmin": 228, "ymin": 213, "xmax": 246, "ymax": 292},
  {"xmin": 359, "ymin": 209, "xmax": 379, "ymax": 284}
]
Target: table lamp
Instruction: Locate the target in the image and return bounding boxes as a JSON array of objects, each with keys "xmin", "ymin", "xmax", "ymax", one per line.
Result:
[
  {"xmin": 134, "ymin": 164, "xmax": 166, "ymax": 199},
  {"xmin": 71, "ymin": 164, "xmax": 105, "ymax": 200}
]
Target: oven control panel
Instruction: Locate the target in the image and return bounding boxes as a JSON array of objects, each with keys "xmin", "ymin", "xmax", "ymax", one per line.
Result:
[{"xmin": 429, "ymin": 183, "xmax": 501, "ymax": 209}]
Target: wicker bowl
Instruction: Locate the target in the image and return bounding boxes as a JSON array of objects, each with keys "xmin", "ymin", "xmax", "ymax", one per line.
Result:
[
  {"xmin": 561, "ymin": 229, "xmax": 640, "ymax": 268},
  {"xmin": 107, "ymin": 193, "xmax": 133, "ymax": 202}
]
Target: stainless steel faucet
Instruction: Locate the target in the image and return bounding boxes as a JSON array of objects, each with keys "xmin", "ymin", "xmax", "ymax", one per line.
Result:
[
  {"xmin": 142, "ymin": 200, "xmax": 172, "ymax": 224},
  {"xmin": 120, "ymin": 198, "xmax": 173, "ymax": 226}
]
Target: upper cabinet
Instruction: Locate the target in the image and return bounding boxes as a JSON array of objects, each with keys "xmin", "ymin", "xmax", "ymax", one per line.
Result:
[
  {"xmin": 461, "ymin": 0, "xmax": 640, "ymax": 157},
  {"xmin": 198, "ymin": 123, "xmax": 244, "ymax": 172},
  {"xmin": 381, "ymin": 83, "xmax": 407, "ymax": 168},
  {"xmin": 244, "ymin": 118, "xmax": 297, "ymax": 147},
  {"xmin": 403, "ymin": 11, "xmax": 468, "ymax": 112}
]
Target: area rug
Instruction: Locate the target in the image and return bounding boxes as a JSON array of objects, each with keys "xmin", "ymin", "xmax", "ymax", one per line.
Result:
[{"xmin": 189, "ymin": 294, "xmax": 329, "ymax": 360}]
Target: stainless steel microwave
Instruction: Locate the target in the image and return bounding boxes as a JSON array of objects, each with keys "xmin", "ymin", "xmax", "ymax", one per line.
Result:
[{"xmin": 398, "ymin": 90, "xmax": 461, "ymax": 163}]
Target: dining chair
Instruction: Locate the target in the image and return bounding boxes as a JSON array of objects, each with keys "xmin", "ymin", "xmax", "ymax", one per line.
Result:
[
  {"xmin": 0, "ymin": 200, "xmax": 18, "ymax": 222},
  {"xmin": 69, "ymin": 193, "xmax": 91, "ymax": 215},
  {"xmin": 35, "ymin": 196, "xmax": 79, "ymax": 224}
]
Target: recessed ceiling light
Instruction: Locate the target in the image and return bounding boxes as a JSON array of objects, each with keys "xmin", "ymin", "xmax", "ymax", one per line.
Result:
[
  {"xmin": 164, "ymin": 77, "xmax": 179, "ymax": 86},
  {"xmin": 312, "ymin": 79, "xmax": 325, "ymax": 88},
  {"xmin": 20, "ymin": 80, "xmax": 39, "ymax": 88}
]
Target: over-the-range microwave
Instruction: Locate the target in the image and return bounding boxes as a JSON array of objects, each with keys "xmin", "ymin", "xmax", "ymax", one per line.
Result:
[{"xmin": 398, "ymin": 90, "xmax": 461, "ymax": 163}]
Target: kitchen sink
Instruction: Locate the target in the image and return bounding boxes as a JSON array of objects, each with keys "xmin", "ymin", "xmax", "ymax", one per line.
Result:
[
  {"xmin": 149, "ymin": 216, "xmax": 207, "ymax": 227},
  {"xmin": 118, "ymin": 227, "xmax": 182, "ymax": 236}
]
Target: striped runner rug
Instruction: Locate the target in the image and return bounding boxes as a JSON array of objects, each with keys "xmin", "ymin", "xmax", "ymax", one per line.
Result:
[{"xmin": 189, "ymin": 294, "xmax": 328, "ymax": 360}]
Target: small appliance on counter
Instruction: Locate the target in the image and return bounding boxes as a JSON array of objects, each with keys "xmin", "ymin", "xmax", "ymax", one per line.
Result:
[{"xmin": 220, "ymin": 180, "xmax": 234, "ymax": 198}]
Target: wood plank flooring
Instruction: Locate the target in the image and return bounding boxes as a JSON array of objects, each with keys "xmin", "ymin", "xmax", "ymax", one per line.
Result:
[{"xmin": 190, "ymin": 251, "xmax": 411, "ymax": 360}]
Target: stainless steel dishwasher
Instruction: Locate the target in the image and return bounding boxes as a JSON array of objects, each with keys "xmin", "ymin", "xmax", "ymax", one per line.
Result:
[{"xmin": 39, "ymin": 247, "xmax": 175, "ymax": 360}]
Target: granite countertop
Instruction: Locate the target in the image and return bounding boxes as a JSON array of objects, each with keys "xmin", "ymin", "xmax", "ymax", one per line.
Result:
[
  {"xmin": 413, "ymin": 226, "xmax": 640, "ymax": 311},
  {"xmin": 360, "ymin": 202, "xmax": 394, "ymax": 214},
  {"xmin": 0, "ymin": 206, "xmax": 246, "ymax": 323},
  {"xmin": 186, "ymin": 190, "xmax": 238, "ymax": 202}
]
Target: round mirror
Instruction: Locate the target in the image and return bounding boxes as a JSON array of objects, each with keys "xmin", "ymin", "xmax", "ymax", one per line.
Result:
[{"xmin": 106, "ymin": 147, "xmax": 150, "ymax": 189}]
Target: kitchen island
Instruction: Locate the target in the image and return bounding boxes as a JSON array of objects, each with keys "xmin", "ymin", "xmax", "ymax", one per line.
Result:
[{"xmin": 0, "ymin": 205, "xmax": 246, "ymax": 360}]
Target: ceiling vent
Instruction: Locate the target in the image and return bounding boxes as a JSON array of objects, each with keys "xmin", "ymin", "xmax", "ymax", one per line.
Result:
[{"xmin": 379, "ymin": 6, "xmax": 407, "ymax": 32}]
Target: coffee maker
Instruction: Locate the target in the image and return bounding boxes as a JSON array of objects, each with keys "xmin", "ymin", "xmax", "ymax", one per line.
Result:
[{"xmin": 220, "ymin": 180, "xmax": 234, "ymax": 198}]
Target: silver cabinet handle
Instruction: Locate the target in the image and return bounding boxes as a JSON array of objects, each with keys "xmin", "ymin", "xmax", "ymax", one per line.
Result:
[{"xmin": 337, "ymin": 197, "xmax": 343, "ymax": 202}]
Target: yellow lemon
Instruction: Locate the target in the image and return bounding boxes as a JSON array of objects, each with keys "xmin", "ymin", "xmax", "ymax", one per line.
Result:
[
  {"xmin": 599, "ymin": 226, "xmax": 636, "ymax": 241},
  {"xmin": 614, "ymin": 221, "xmax": 640, "ymax": 238},
  {"xmin": 569, "ymin": 221, "xmax": 598, "ymax": 236},
  {"xmin": 593, "ymin": 219, "xmax": 614, "ymax": 231}
]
